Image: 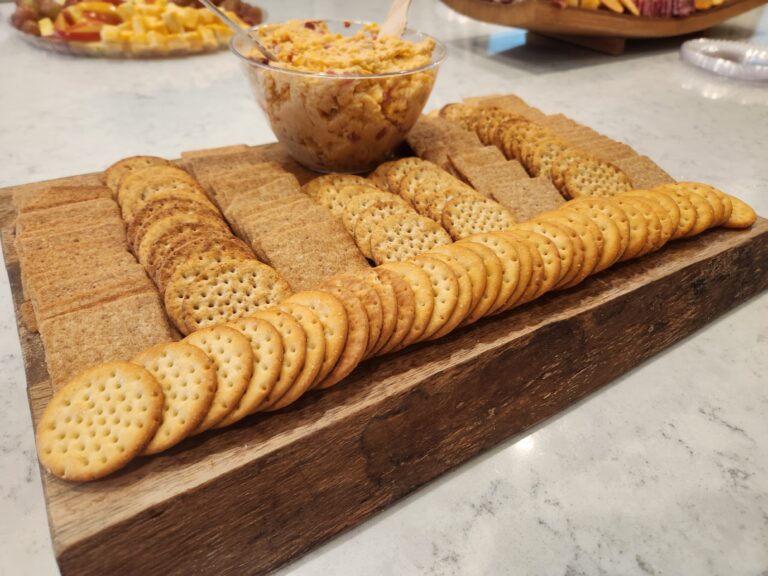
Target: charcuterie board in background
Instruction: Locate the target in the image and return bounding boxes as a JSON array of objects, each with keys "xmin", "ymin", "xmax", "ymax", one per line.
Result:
[{"xmin": 1, "ymin": 141, "xmax": 766, "ymax": 575}]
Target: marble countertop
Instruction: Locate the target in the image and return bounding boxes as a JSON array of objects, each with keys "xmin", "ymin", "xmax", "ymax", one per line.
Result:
[{"xmin": 1, "ymin": 1, "xmax": 767, "ymax": 574}]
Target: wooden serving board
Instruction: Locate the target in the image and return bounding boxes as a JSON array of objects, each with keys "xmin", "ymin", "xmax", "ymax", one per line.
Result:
[{"xmin": 2, "ymin": 166, "xmax": 767, "ymax": 576}]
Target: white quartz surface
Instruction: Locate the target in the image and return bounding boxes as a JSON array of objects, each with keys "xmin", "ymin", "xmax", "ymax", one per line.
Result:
[{"xmin": 1, "ymin": 2, "xmax": 767, "ymax": 575}]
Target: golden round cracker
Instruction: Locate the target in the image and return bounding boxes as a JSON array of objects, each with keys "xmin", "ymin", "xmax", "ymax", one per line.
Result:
[
  {"xmin": 397, "ymin": 163, "xmax": 445, "ymax": 206},
  {"xmin": 145, "ymin": 221, "xmax": 235, "ymax": 277},
  {"xmin": 439, "ymin": 103, "xmax": 477, "ymax": 129},
  {"xmin": 117, "ymin": 166, "xmax": 200, "ymax": 221},
  {"xmin": 621, "ymin": 190, "xmax": 677, "ymax": 250},
  {"xmin": 406, "ymin": 256, "xmax": 459, "ymax": 342},
  {"xmin": 723, "ymin": 195, "xmax": 757, "ymax": 229},
  {"xmin": 378, "ymin": 261, "xmax": 434, "ymax": 349},
  {"xmin": 538, "ymin": 210, "xmax": 600, "ymax": 288},
  {"xmin": 410, "ymin": 173, "xmax": 477, "ymax": 222},
  {"xmin": 251, "ymin": 309, "xmax": 306, "ymax": 411},
  {"xmin": 670, "ymin": 182, "xmax": 727, "ymax": 225},
  {"xmin": 36, "ymin": 362, "xmax": 163, "ymax": 481},
  {"xmin": 659, "ymin": 188, "xmax": 715, "ymax": 238},
  {"xmin": 361, "ymin": 269, "xmax": 399, "ymax": 357},
  {"xmin": 178, "ymin": 260, "xmax": 292, "ymax": 334},
  {"xmin": 372, "ymin": 267, "xmax": 417, "ymax": 356},
  {"xmin": 651, "ymin": 188, "xmax": 697, "ymax": 239},
  {"xmin": 420, "ymin": 252, "xmax": 473, "ymax": 340},
  {"xmin": 565, "ymin": 197, "xmax": 630, "ymax": 270},
  {"xmin": 442, "ymin": 196, "xmax": 516, "ymax": 240},
  {"xmin": 354, "ymin": 201, "xmax": 414, "ymax": 259},
  {"xmin": 429, "ymin": 243, "xmax": 487, "ymax": 316},
  {"xmin": 104, "ymin": 155, "xmax": 170, "ymax": 194},
  {"xmin": 127, "ymin": 196, "xmax": 220, "ymax": 251},
  {"xmin": 612, "ymin": 198, "xmax": 651, "ymax": 261},
  {"xmin": 459, "ymin": 233, "xmax": 521, "ymax": 315},
  {"xmin": 562, "ymin": 157, "xmax": 632, "ymax": 199},
  {"xmin": 385, "ymin": 157, "xmax": 435, "ymax": 201},
  {"xmin": 321, "ymin": 274, "xmax": 383, "ymax": 358},
  {"xmin": 616, "ymin": 196, "xmax": 664, "ymax": 256},
  {"xmin": 455, "ymin": 240, "xmax": 503, "ymax": 324},
  {"xmin": 310, "ymin": 179, "xmax": 375, "ymax": 218},
  {"xmin": 516, "ymin": 221, "xmax": 575, "ymax": 286},
  {"xmin": 183, "ymin": 326, "xmax": 254, "ymax": 432},
  {"xmin": 367, "ymin": 160, "xmax": 399, "ymax": 191},
  {"xmin": 219, "ymin": 317, "xmax": 284, "ymax": 425},
  {"xmin": 136, "ymin": 212, "xmax": 231, "ymax": 267},
  {"xmin": 313, "ymin": 286, "xmax": 368, "ymax": 389},
  {"xmin": 266, "ymin": 303, "xmax": 325, "ymax": 411},
  {"xmin": 302, "ymin": 174, "xmax": 369, "ymax": 202},
  {"xmin": 527, "ymin": 138, "xmax": 570, "ymax": 179},
  {"xmin": 370, "ymin": 213, "xmax": 452, "ymax": 265},
  {"xmin": 502, "ymin": 121, "xmax": 548, "ymax": 162},
  {"xmin": 133, "ymin": 342, "xmax": 217, "ymax": 455},
  {"xmin": 343, "ymin": 191, "xmax": 408, "ymax": 235},
  {"xmin": 550, "ymin": 148, "xmax": 592, "ymax": 194},
  {"xmin": 500, "ymin": 232, "xmax": 550, "ymax": 304},
  {"xmin": 285, "ymin": 291, "xmax": 348, "ymax": 386}
]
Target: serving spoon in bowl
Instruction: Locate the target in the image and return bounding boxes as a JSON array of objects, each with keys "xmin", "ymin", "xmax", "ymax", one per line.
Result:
[
  {"xmin": 198, "ymin": 0, "xmax": 276, "ymax": 61},
  {"xmin": 380, "ymin": 0, "xmax": 412, "ymax": 38}
]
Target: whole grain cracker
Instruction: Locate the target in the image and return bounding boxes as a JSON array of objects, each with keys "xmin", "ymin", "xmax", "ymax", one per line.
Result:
[
  {"xmin": 132, "ymin": 342, "xmax": 217, "ymax": 454},
  {"xmin": 378, "ymin": 262, "xmax": 434, "ymax": 349},
  {"xmin": 183, "ymin": 326, "xmax": 254, "ymax": 432},
  {"xmin": 442, "ymin": 196, "xmax": 516, "ymax": 240},
  {"xmin": 370, "ymin": 213, "xmax": 452, "ymax": 264},
  {"xmin": 145, "ymin": 221, "xmax": 234, "ymax": 277},
  {"xmin": 219, "ymin": 317, "xmax": 284, "ymax": 425},
  {"xmin": 36, "ymin": 362, "xmax": 163, "ymax": 481}
]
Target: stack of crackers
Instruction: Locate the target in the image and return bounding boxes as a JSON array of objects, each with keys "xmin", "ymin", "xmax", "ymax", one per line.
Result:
[{"xmin": 13, "ymin": 185, "xmax": 173, "ymax": 389}]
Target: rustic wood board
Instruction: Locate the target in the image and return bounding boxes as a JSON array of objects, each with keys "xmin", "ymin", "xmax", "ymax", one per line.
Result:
[
  {"xmin": 441, "ymin": 0, "xmax": 768, "ymax": 38},
  {"xmin": 2, "ymin": 170, "xmax": 767, "ymax": 576}
]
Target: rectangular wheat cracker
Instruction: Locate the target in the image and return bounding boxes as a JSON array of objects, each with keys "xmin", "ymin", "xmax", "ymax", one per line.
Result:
[
  {"xmin": 14, "ymin": 185, "xmax": 112, "ymax": 214},
  {"xmin": 491, "ymin": 176, "xmax": 565, "ymax": 222},
  {"xmin": 454, "ymin": 158, "xmax": 529, "ymax": 197},
  {"xmin": 15, "ymin": 197, "xmax": 122, "ymax": 238},
  {"xmin": 613, "ymin": 155, "xmax": 675, "ymax": 189}
]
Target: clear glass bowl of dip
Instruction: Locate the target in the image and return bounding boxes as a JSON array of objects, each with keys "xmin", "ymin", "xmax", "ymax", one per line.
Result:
[{"xmin": 231, "ymin": 20, "xmax": 447, "ymax": 173}]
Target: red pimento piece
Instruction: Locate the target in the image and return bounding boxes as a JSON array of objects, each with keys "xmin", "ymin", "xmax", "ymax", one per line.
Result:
[{"xmin": 343, "ymin": 20, "xmax": 351, "ymax": 27}]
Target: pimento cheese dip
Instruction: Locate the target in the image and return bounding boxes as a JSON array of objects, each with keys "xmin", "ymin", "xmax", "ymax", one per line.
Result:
[{"xmin": 240, "ymin": 20, "xmax": 441, "ymax": 173}]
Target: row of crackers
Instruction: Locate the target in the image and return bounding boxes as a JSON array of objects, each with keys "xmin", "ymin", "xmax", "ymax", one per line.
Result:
[{"xmin": 35, "ymin": 178, "xmax": 756, "ymax": 482}]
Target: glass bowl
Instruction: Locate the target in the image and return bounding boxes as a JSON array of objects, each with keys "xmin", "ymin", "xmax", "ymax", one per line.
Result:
[{"xmin": 231, "ymin": 20, "xmax": 447, "ymax": 173}]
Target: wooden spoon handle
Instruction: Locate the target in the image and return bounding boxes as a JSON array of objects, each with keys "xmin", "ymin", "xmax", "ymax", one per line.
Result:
[{"xmin": 380, "ymin": 0, "xmax": 412, "ymax": 38}]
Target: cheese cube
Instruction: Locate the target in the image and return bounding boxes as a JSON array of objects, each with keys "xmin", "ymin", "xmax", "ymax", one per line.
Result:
[
  {"xmin": 39, "ymin": 17, "xmax": 54, "ymax": 36},
  {"xmin": 199, "ymin": 25, "xmax": 218, "ymax": 50}
]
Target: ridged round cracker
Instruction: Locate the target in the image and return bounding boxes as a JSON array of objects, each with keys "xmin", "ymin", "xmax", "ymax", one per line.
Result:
[
  {"xmin": 538, "ymin": 210, "xmax": 601, "ymax": 288},
  {"xmin": 251, "ymin": 309, "xmax": 306, "ymax": 411},
  {"xmin": 516, "ymin": 222, "xmax": 574, "ymax": 286},
  {"xmin": 409, "ymin": 255, "xmax": 460, "ymax": 341},
  {"xmin": 183, "ymin": 326, "xmax": 253, "ymax": 432},
  {"xmin": 455, "ymin": 240, "xmax": 503, "ymax": 324},
  {"xmin": 219, "ymin": 316, "xmax": 284, "ymax": 425},
  {"xmin": 503, "ymin": 230, "xmax": 557, "ymax": 301},
  {"xmin": 361, "ymin": 269, "xmax": 399, "ymax": 357},
  {"xmin": 378, "ymin": 261, "xmax": 434, "ymax": 349},
  {"xmin": 372, "ymin": 267, "xmax": 417, "ymax": 356},
  {"xmin": 266, "ymin": 303, "xmax": 325, "ymax": 411},
  {"xmin": 104, "ymin": 155, "xmax": 170, "ymax": 194},
  {"xmin": 442, "ymin": 196, "xmax": 515, "ymax": 240},
  {"xmin": 562, "ymin": 157, "xmax": 632, "ymax": 199},
  {"xmin": 343, "ymin": 191, "xmax": 408, "ymax": 235},
  {"xmin": 117, "ymin": 166, "xmax": 200, "ymax": 221},
  {"xmin": 127, "ymin": 196, "xmax": 221, "ymax": 253},
  {"xmin": 313, "ymin": 286, "xmax": 368, "ymax": 389},
  {"xmin": 460, "ymin": 233, "xmax": 521, "ymax": 315},
  {"xmin": 370, "ymin": 213, "xmax": 452, "ymax": 265},
  {"xmin": 321, "ymin": 274, "xmax": 383, "ymax": 358},
  {"xmin": 178, "ymin": 260, "xmax": 292, "ymax": 334},
  {"xmin": 133, "ymin": 342, "xmax": 217, "ymax": 455},
  {"xmin": 565, "ymin": 197, "xmax": 630, "ymax": 270},
  {"xmin": 429, "ymin": 243, "xmax": 486, "ymax": 316},
  {"xmin": 616, "ymin": 196, "xmax": 663, "ymax": 257},
  {"xmin": 385, "ymin": 157, "xmax": 435, "ymax": 201},
  {"xmin": 420, "ymin": 252, "xmax": 472, "ymax": 340},
  {"xmin": 285, "ymin": 291, "xmax": 348, "ymax": 386},
  {"xmin": 354, "ymin": 201, "xmax": 414, "ymax": 259},
  {"xmin": 36, "ymin": 362, "xmax": 163, "ymax": 481},
  {"xmin": 723, "ymin": 195, "xmax": 757, "ymax": 229}
]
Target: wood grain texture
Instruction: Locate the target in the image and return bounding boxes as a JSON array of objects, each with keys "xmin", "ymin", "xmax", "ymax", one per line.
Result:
[
  {"xmin": 1, "ymin": 170, "xmax": 767, "ymax": 576},
  {"xmin": 441, "ymin": 0, "xmax": 768, "ymax": 38}
]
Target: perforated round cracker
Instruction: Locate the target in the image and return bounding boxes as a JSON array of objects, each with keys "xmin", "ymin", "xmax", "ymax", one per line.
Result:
[
  {"xmin": 674, "ymin": 190, "xmax": 715, "ymax": 238},
  {"xmin": 538, "ymin": 210, "xmax": 601, "ymax": 288},
  {"xmin": 429, "ymin": 243, "xmax": 486, "ymax": 316},
  {"xmin": 616, "ymin": 196, "xmax": 663, "ymax": 257},
  {"xmin": 502, "ymin": 121, "xmax": 548, "ymax": 162},
  {"xmin": 136, "ymin": 212, "xmax": 231, "ymax": 267},
  {"xmin": 565, "ymin": 197, "xmax": 630, "ymax": 270},
  {"xmin": 723, "ymin": 195, "xmax": 757, "ymax": 229},
  {"xmin": 36, "ymin": 362, "xmax": 163, "ymax": 482},
  {"xmin": 562, "ymin": 157, "xmax": 632, "ymax": 199},
  {"xmin": 397, "ymin": 164, "xmax": 445, "ymax": 206},
  {"xmin": 455, "ymin": 240, "xmax": 503, "ymax": 324},
  {"xmin": 178, "ymin": 260, "xmax": 292, "ymax": 334},
  {"xmin": 117, "ymin": 166, "xmax": 200, "ymax": 221},
  {"xmin": 442, "ymin": 196, "xmax": 516, "ymax": 240},
  {"xmin": 302, "ymin": 174, "xmax": 369, "ymax": 200},
  {"xmin": 321, "ymin": 274, "xmax": 383, "ymax": 358},
  {"xmin": 285, "ymin": 291, "xmax": 348, "ymax": 386},
  {"xmin": 370, "ymin": 213, "xmax": 452, "ymax": 265},
  {"xmin": 516, "ymin": 221, "xmax": 575, "ymax": 286},
  {"xmin": 132, "ymin": 342, "xmax": 217, "ymax": 455},
  {"xmin": 266, "ymin": 303, "xmax": 325, "ymax": 411},
  {"xmin": 183, "ymin": 326, "xmax": 253, "ymax": 432},
  {"xmin": 385, "ymin": 157, "xmax": 435, "ymax": 200},
  {"xmin": 620, "ymin": 191, "xmax": 677, "ymax": 250},
  {"xmin": 145, "ymin": 222, "xmax": 235, "ymax": 278},
  {"xmin": 250, "ymin": 309, "xmax": 306, "ymax": 411},
  {"xmin": 342, "ymin": 191, "xmax": 408, "ymax": 235},
  {"xmin": 104, "ymin": 155, "xmax": 170, "ymax": 194},
  {"xmin": 219, "ymin": 317, "xmax": 284, "ymax": 426},
  {"xmin": 409, "ymin": 255, "xmax": 459, "ymax": 341},
  {"xmin": 313, "ymin": 286, "xmax": 368, "ymax": 389},
  {"xmin": 550, "ymin": 149, "xmax": 592, "ymax": 194},
  {"xmin": 372, "ymin": 267, "xmax": 417, "ymax": 356},
  {"xmin": 361, "ymin": 269, "xmax": 399, "ymax": 357},
  {"xmin": 439, "ymin": 103, "xmax": 477, "ymax": 129},
  {"xmin": 670, "ymin": 182, "xmax": 728, "ymax": 225},
  {"xmin": 527, "ymin": 138, "xmax": 570, "ymax": 179},
  {"xmin": 420, "ymin": 252, "xmax": 472, "ymax": 340},
  {"xmin": 502, "ymin": 230, "xmax": 557, "ymax": 302},
  {"xmin": 367, "ymin": 160, "xmax": 399, "ymax": 192},
  {"xmin": 354, "ymin": 201, "xmax": 414, "ymax": 259},
  {"xmin": 410, "ymin": 173, "xmax": 477, "ymax": 222},
  {"xmin": 378, "ymin": 261, "xmax": 434, "ymax": 349},
  {"xmin": 127, "ymin": 196, "xmax": 220, "ymax": 251},
  {"xmin": 459, "ymin": 233, "xmax": 521, "ymax": 315},
  {"xmin": 610, "ymin": 198, "xmax": 649, "ymax": 261},
  {"xmin": 651, "ymin": 188, "xmax": 696, "ymax": 239}
]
